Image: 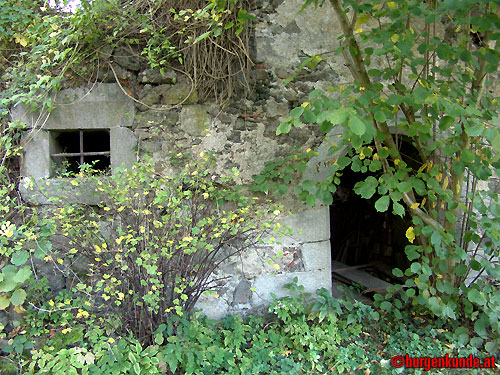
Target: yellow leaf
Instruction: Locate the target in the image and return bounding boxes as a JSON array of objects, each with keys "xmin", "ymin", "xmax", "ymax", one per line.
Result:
[
  {"xmin": 0, "ymin": 296, "xmax": 10, "ymax": 310},
  {"xmin": 15, "ymin": 34, "xmax": 28, "ymax": 47},
  {"xmin": 406, "ymin": 226, "xmax": 416, "ymax": 244},
  {"xmin": 70, "ymin": 180, "xmax": 79, "ymax": 186},
  {"xmin": 387, "ymin": 1, "xmax": 397, "ymax": 10},
  {"xmin": 355, "ymin": 14, "xmax": 370, "ymax": 29},
  {"xmin": 354, "ymin": 27, "xmax": 363, "ymax": 34},
  {"xmin": 410, "ymin": 202, "xmax": 419, "ymax": 210},
  {"xmin": 417, "ymin": 162, "xmax": 427, "ymax": 173},
  {"xmin": 57, "ymin": 258, "xmax": 63, "ymax": 265},
  {"xmin": 442, "ymin": 176, "xmax": 449, "ymax": 190},
  {"xmin": 14, "ymin": 305, "xmax": 26, "ymax": 314},
  {"xmin": 391, "ymin": 34, "xmax": 399, "ymax": 43}
]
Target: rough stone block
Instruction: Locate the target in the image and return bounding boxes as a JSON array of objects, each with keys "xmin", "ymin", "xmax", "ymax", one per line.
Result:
[
  {"xmin": 278, "ymin": 207, "xmax": 330, "ymax": 243},
  {"xmin": 110, "ymin": 127, "xmax": 137, "ymax": 171},
  {"xmin": 156, "ymin": 82, "xmax": 198, "ymax": 105},
  {"xmin": 195, "ymin": 292, "xmax": 230, "ymax": 320},
  {"xmin": 302, "ymin": 241, "xmax": 331, "ymax": 272},
  {"xmin": 133, "ymin": 110, "xmax": 178, "ymax": 129},
  {"xmin": 22, "ymin": 130, "xmax": 51, "ymax": 179},
  {"xmin": 252, "ymin": 270, "xmax": 332, "ymax": 305},
  {"xmin": 232, "ymin": 278, "xmax": 252, "ymax": 305},
  {"xmin": 179, "ymin": 105, "xmax": 211, "ymax": 136},
  {"xmin": 139, "ymin": 69, "xmax": 176, "ymax": 84},
  {"xmin": 12, "ymin": 84, "xmax": 135, "ymax": 131},
  {"xmin": 51, "ymin": 84, "xmax": 134, "ymax": 130},
  {"xmin": 113, "ymin": 46, "xmax": 143, "ymax": 72}
]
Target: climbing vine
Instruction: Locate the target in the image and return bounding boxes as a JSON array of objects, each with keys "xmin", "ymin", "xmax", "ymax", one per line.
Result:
[{"xmin": 258, "ymin": 0, "xmax": 500, "ymax": 352}]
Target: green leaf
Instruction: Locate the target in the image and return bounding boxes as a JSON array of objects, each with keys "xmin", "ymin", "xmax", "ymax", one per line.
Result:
[
  {"xmin": 213, "ymin": 27, "xmax": 222, "ymax": 37},
  {"xmin": 10, "ymin": 289, "xmax": 26, "ymax": 306},
  {"xmin": 0, "ymin": 278, "xmax": 18, "ymax": 293},
  {"xmin": 306, "ymin": 194, "xmax": 316, "ymax": 206},
  {"xmin": 128, "ymin": 352, "xmax": 137, "ymax": 363},
  {"xmin": 337, "ymin": 156, "xmax": 351, "ymax": 168},
  {"xmin": 303, "ymin": 109, "xmax": 316, "ymax": 123},
  {"xmin": 392, "ymin": 201, "xmax": 405, "ymax": 217},
  {"xmin": 11, "ymin": 251, "xmax": 29, "ymax": 266},
  {"xmin": 392, "ymin": 268, "xmax": 403, "ymax": 277},
  {"xmin": 301, "ymin": 180, "xmax": 315, "ymax": 193},
  {"xmin": 353, "ymin": 176, "xmax": 378, "ymax": 199},
  {"xmin": 485, "ymin": 341, "xmax": 499, "ymax": 354},
  {"xmin": 374, "ymin": 195, "xmax": 390, "ymax": 212},
  {"xmin": 328, "ymin": 109, "xmax": 348, "ymax": 125},
  {"xmin": 133, "ymin": 362, "xmax": 140, "ymax": 375},
  {"xmin": 374, "ymin": 111, "xmax": 386, "ymax": 123},
  {"xmin": 348, "ymin": 116, "xmax": 366, "ymax": 136},
  {"xmin": 276, "ymin": 121, "xmax": 292, "ymax": 135},
  {"xmin": 410, "ymin": 262, "xmax": 421, "ymax": 273},
  {"xmin": 474, "ymin": 314, "xmax": 489, "ymax": 338},
  {"xmin": 195, "ymin": 31, "xmax": 211, "ymax": 43},
  {"xmin": 380, "ymin": 301, "xmax": 392, "ymax": 310},
  {"xmin": 290, "ymin": 106, "xmax": 304, "ymax": 119},
  {"xmin": 467, "ymin": 289, "xmax": 486, "ymax": 306},
  {"xmin": 13, "ymin": 267, "xmax": 31, "ymax": 283}
]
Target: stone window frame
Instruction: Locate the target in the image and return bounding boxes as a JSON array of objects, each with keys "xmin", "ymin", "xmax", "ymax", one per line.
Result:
[{"xmin": 13, "ymin": 84, "xmax": 137, "ymax": 204}]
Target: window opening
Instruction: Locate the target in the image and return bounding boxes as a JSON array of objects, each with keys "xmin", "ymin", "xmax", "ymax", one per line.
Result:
[{"xmin": 50, "ymin": 130, "xmax": 110, "ymax": 176}]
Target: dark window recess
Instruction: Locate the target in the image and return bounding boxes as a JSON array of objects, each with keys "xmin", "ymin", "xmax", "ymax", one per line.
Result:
[{"xmin": 51, "ymin": 130, "xmax": 110, "ymax": 175}]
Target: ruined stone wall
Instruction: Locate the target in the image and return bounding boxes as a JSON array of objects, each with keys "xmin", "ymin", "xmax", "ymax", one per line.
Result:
[{"xmin": 13, "ymin": 0, "xmax": 342, "ymax": 318}]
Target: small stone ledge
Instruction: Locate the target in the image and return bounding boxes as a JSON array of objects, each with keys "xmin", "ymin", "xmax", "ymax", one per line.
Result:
[{"xmin": 19, "ymin": 177, "xmax": 106, "ymax": 205}]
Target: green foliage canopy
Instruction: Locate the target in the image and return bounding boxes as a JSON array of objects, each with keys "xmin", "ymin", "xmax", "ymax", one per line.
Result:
[{"xmin": 257, "ymin": 0, "xmax": 500, "ymax": 352}]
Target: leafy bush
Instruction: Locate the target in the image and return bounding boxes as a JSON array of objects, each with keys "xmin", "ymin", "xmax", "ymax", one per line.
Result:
[
  {"xmin": 20, "ymin": 280, "xmax": 496, "ymax": 374},
  {"xmin": 40, "ymin": 154, "xmax": 284, "ymax": 343}
]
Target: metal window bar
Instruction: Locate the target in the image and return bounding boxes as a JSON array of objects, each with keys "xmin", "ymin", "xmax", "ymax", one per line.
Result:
[{"xmin": 50, "ymin": 130, "xmax": 110, "ymax": 161}]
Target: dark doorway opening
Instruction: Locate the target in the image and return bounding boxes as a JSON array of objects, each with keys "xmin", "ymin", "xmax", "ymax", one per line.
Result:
[
  {"xmin": 329, "ymin": 166, "xmax": 411, "ymax": 281},
  {"xmin": 329, "ymin": 138, "xmax": 423, "ymax": 288}
]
